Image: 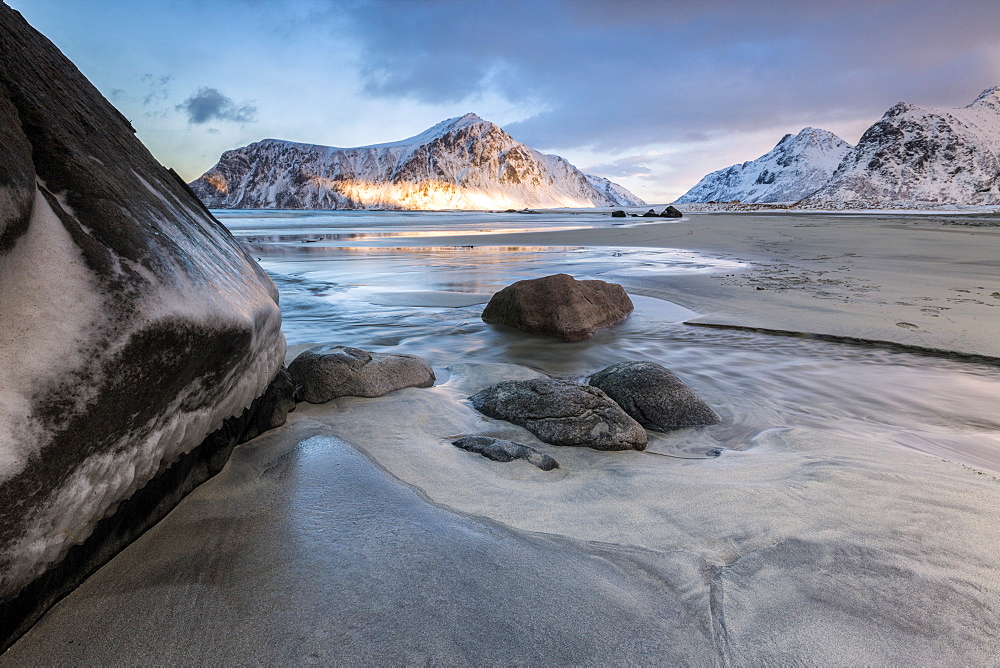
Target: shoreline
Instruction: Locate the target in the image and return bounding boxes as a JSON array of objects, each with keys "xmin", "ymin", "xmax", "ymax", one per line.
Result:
[
  {"xmin": 6, "ymin": 210, "xmax": 999, "ymax": 663},
  {"xmin": 356, "ymin": 212, "xmax": 1000, "ymax": 358}
]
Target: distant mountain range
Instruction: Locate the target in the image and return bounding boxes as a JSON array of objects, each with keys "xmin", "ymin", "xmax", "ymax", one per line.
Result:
[
  {"xmin": 675, "ymin": 128, "xmax": 853, "ymax": 204},
  {"xmin": 190, "ymin": 113, "xmax": 645, "ymax": 210},
  {"xmin": 678, "ymin": 86, "xmax": 1000, "ymax": 207}
]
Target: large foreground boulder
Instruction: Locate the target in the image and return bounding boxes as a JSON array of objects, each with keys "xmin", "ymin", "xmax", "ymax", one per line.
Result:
[
  {"xmin": 589, "ymin": 362, "xmax": 720, "ymax": 431},
  {"xmin": 288, "ymin": 346, "xmax": 435, "ymax": 403},
  {"xmin": 0, "ymin": 5, "xmax": 284, "ymax": 648},
  {"xmin": 481, "ymin": 273, "xmax": 634, "ymax": 341},
  {"xmin": 452, "ymin": 436, "xmax": 560, "ymax": 471},
  {"xmin": 468, "ymin": 379, "xmax": 648, "ymax": 451}
]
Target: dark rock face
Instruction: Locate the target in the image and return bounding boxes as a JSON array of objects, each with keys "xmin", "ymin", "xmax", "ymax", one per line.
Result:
[
  {"xmin": 288, "ymin": 346, "xmax": 435, "ymax": 403},
  {"xmin": 642, "ymin": 209, "xmax": 658, "ymax": 217},
  {"xmin": 240, "ymin": 368, "xmax": 296, "ymax": 443},
  {"xmin": 468, "ymin": 379, "xmax": 648, "ymax": 451},
  {"xmin": 611, "ymin": 210, "xmax": 627, "ymax": 218},
  {"xmin": 452, "ymin": 436, "xmax": 559, "ymax": 471},
  {"xmin": 481, "ymin": 273, "xmax": 634, "ymax": 341},
  {"xmin": 660, "ymin": 206, "xmax": 683, "ymax": 218},
  {"xmin": 588, "ymin": 362, "xmax": 720, "ymax": 431},
  {"xmin": 0, "ymin": 4, "xmax": 284, "ymax": 641}
]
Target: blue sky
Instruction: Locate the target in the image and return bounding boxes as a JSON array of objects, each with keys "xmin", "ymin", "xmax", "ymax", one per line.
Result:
[{"xmin": 11, "ymin": 0, "xmax": 1000, "ymax": 202}]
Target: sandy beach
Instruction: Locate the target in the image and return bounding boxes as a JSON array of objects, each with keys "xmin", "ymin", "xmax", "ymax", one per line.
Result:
[
  {"xmin": 404, "ymin": 211, "xmax": 1000, "ymax": 359},
  {"xmin": 5, "ymin": 212, "xmax": 999, "ymax": 664}
]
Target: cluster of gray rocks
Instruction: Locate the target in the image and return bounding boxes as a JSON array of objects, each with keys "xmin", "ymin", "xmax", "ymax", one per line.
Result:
[{"xmin": 281, "ymin": 275, "xmax": 719, "ymax": 473}]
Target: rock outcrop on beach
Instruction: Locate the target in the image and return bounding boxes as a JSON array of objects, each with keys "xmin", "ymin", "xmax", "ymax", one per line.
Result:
[
  {"xmin": 469, "ymin": 379, "xmax": 648, "ymax": 451},
  {"xmin": 676, "ymin": 127, "xmax": 854, "ymax": 204},
  {"xmin": 0, "ymin": 4, "xmax": 284, "ymax": 648},
  {"xmin": 288, "ymin": 346, "xmax": 435, "ymax": 403},
  {"xmin": 589, "ymin": 362, "xmax": 720, "ymax": 431},
  {"xmin": 452, "ymin": 437, "xmax": 560, "ymax": 471},
  {"xmin": 189, "ymin": 114, "xmax": 645, "ymax": 210},
  {"xmin": 801, "ymin": 86, "xmax": 1000, "ymax": 206},
  {"xmin": 481, "ymin": 274, "xmax": 634, "ymax": 341}
]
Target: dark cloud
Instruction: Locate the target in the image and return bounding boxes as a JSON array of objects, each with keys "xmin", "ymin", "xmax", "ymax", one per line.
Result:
[
  {"xmin": 176, "ymin": 87, "xmax": 256, "ymax": 124},
  {"xmin": 334, "ymin": 0, "xmax": 1000, "ymax": 151}
]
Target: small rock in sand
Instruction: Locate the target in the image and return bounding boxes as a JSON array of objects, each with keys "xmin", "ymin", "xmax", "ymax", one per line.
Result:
[
  {"xmin": 288, "ymin": 345, "xmax": 434, "ymax": 403},
  {"xmin": 660, "ymin": 206, "xmax": 683, "ymax": 218},
  {"xmin": 481, "ymin": 273, "xmax": 634, "ymax": 341},
  {"xmin": 611, "ymin": 210, "xmax": 627, "ymax": 218},
  {"xmin": 588, "ymin": 361, "xmax": 720, "ymax": 431},
  {"xmin": 452, "ymin": 436, "xmax": 559, "ymax": 471},
  {"xmin": 468, "ymin": 379, "xmax": 648, "ymax": 451}
]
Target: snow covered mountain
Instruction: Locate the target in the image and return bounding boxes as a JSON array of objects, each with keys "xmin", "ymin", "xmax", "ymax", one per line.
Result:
[
  {"xmin": 676, "ymin": 127, "xmax": 854, "ymax": 204},
  {"xmin": 585, "ymin": 174, "xmax": 647, "ymax": 207},
  {"xmin": 190, "ymin": 113, "xmax": 644, "ymax": 210},
  {"xmin": 802, "ymin": 86, "xmax": 1000, "ymax": 206}
]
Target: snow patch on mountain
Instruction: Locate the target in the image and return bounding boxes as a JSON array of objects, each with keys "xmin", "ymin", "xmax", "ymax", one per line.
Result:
[
  {"xmin": 585, "ymin": 173, "xmax": 647, "ymax": 207},
  {"xmin": 676, "ymin": 128, "xmax": 854, "ymax": 204},
  {"xmin": 802, "ymin": 86, "xmax": 1000, "ymax": 206},
  {"xmin": 190, "ymin": 114, "xmax": 644, "ymax": 210}
]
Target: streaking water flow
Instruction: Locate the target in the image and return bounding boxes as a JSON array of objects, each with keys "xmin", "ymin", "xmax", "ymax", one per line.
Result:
[{"xmin": 222, "ymin": 210, "xmax": 1000, "ymax": 473}]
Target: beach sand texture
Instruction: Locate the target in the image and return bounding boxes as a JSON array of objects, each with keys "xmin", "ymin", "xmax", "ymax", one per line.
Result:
[{"xmin": 5, "ymin": 212, "xmax": 999, "ymax": 664}]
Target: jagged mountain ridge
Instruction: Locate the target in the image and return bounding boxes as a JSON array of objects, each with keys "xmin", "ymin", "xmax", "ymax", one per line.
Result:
[
  {"xmin": 802, "ymin": 86, "xmax": 1000, "ymax": 206},
  {"xmin": 676, "ymin": 128, "xmax": 854, "ymax": 203},
  {"xmin": 190, "ymin": 113, "xmax": 645, "ymax": 210}
]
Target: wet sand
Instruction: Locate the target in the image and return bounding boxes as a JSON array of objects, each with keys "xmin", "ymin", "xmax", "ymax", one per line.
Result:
[
  {"xmin": 5, "ymin": 212, "xmax": 1000, "ymax": 664},
  {"xmin": 392, "ymin": 212, "xmax": 1000, "ymax": 359}
]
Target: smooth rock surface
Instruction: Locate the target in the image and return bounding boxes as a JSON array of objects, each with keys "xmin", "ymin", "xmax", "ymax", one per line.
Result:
[
  {"xmin": 468, "ymin": 379, "xmax": 648, "ymax": 451},
  {"xmin": 453, "ymin": 436, "xmax": 559, "ymax": 471},
  {"xmin": 589, "ymin": 361, "xmax": 721, "ymax": 431},
  {"xmin": 288, "ymin": 346, "xmax": 434, "ymax": 403},
  {"xmin": 240, "ymin": 368, "xmax": 296, "ymax": 443},
  {"xmin": 0, "ymin": 3, "xmax": 284, "ymax": 622},
  {"xmin": 661, "ymin": 205, "xmax": 683, "ymax": 218},
  {"xmin": 481, "ymin": 273, "xmax": 634, "ymax": 341}
]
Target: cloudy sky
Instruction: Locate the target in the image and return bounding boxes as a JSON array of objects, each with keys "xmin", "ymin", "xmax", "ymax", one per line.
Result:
[{"xmin": 11, "ymin": 0, "xmax": 1000, "ymax": 202}]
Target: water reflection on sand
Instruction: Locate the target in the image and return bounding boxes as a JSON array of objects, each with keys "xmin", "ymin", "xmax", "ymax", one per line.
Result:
[{"xmin": 223, "ymin": 210, "xmax": 1000, "ymax": 472}]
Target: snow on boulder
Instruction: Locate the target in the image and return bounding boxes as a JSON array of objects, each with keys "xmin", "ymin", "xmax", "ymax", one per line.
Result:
[{"xmin": 0, "ymin": 3, "xmax": 284, "ymax": 638}]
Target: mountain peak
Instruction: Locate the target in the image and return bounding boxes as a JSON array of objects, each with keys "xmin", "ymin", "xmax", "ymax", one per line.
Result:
[
  {"xmin": 189, "ymin": 114, "xmax": 644, "ymax": 210},
  {"xmin": 969, "ymin": 85, "xmax": 1000, "ymax": 109}
]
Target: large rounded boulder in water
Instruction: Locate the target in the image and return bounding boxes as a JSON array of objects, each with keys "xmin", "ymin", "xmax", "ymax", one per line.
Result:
[
  {"xmin": 481, "ymin": 273, "xmax": 634, "ymax": 341},
  {"xmin": 588, "ymin": 362, "xmax": 720, "ymax": 431},
  {"xmin": 0, "ymin": 4, "xmax": 284, "ymax": 643}
]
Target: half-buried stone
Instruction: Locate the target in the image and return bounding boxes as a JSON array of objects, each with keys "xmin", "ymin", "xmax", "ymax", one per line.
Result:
[
  {"xmin": 288, "ymin": 345, "xmax": 435, "ymax": 403},
  {"xmin": 481, "ymin": 273, "xmax": 633, "ymax": 341},
  {"xmin": 452, "ymin": 437, "xmax": 560, "ymax": 471},
  {"xmin": 468, "ymin": 379, "xmax": 648, "ymax": 451},
  {"xmin": 588, "ymin": 361, "xmax": 720, "ymax": 432}
]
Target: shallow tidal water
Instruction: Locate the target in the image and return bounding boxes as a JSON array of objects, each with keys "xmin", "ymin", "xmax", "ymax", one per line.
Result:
[{"xmin": 220, "ymin": 210, "xmax": 1000, "ymax": 472}]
